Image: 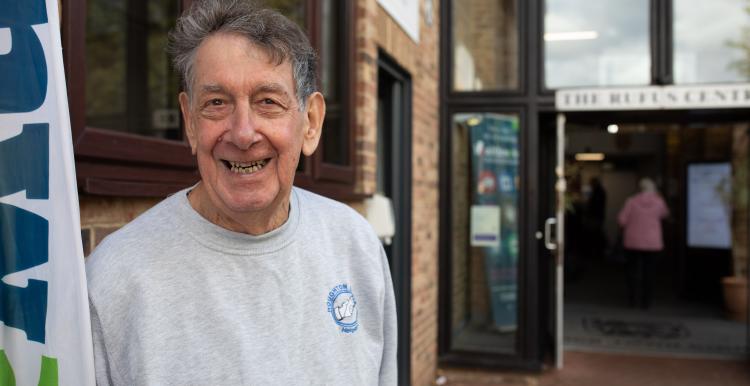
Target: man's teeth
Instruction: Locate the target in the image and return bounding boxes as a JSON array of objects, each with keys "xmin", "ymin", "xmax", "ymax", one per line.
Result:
[{"xmin": 228, "ymin": 159, "xmax": 267, "ymax": 174}]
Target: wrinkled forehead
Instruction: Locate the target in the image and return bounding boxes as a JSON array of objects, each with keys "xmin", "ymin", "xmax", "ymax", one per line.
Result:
[{"xmin": 190, "ymin": 33, "xmax": 295, "ymax": 93}]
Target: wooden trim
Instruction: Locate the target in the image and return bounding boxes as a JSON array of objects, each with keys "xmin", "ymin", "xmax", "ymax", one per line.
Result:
[
  {"xmin": 75, "ymin": 161, "xmax": 198, "ymax": 184},
  {"xmin": 74, "ymin": 128, "xmax": 195, "ymax": 167},
  {"xmin": 63, "ymin": 0, "xmax": 86, "ymax": 142},
  {"xmin": 83, "ymin": 178, "xmax": 194, "ymax": 197}
]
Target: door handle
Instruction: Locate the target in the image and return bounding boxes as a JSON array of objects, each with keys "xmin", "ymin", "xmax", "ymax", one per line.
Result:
[{"xmin": 544, "ymin": 217, "xmax": 557, "ymax": 250}]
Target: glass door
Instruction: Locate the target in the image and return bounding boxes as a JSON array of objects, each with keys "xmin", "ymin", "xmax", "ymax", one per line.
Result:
[{"xmin": 538, "ymin": 113, "xmax": 567, "ymax": 368}]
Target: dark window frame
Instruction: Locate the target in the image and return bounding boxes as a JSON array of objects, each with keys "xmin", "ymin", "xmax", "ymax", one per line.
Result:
[
  {"xmin": 439, "ymin": 0, "xmax": 545, "ymax": 371},
  {"xmin": 62, "ymin": 0, "xmax": 358, "ymax": 199}
]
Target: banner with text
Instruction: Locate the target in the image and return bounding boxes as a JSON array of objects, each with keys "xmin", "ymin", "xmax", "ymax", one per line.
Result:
[{"xmin": 0, "ymin": 0, "xmax": 96, "ymax": 385}]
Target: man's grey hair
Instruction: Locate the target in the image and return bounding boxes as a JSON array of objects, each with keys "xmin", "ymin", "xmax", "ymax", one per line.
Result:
[{"xmin": 167, "ymin": 0, "xmax": 318, "ymax": 109}]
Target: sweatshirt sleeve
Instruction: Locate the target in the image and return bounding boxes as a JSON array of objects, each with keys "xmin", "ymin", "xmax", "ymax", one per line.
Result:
[{"xmin": 378, "ymin": 246, "xmax": 398, "ymax": 386}]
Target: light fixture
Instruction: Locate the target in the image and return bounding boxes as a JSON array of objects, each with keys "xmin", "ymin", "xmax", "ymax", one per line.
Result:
[
  {"xmin": 544, "ymin": 31, "xmax": 599, "ymax": 41},
  {"xmin": 607, "ymin": 124, "xmax": 619, "ymax": 134},
  {"xmin": 466, "ymin": 117, "xmax": 481, "ymax": 126},
  {"xmin": 575, "ymin": 152, "xmax": 605, "ymax": 161}
]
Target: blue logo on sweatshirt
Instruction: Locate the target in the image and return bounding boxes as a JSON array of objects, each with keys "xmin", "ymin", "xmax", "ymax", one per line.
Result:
[{"xmin": 327, "ymin": 284, "xmax": 358, "ymax": 333}]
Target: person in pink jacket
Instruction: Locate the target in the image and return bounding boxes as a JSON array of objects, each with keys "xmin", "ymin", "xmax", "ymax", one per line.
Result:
[{"xmin": 618, "ymin": 178, "xmax": 670, "ymax": 309}]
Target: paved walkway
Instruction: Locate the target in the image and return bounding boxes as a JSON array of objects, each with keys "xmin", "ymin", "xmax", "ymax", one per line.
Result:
[
  {"xmin": 539, "ymin": 351, "xmax": 750, "ymax": 386},
  {"xmin": 440, "ymin": 351, "xmax": 750, "ymax": 386}
]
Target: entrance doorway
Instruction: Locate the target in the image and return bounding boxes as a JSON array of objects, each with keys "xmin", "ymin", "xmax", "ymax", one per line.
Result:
[
  {"xmin": 543, "ymin": 113, "xmax": 750, "ymax": 361},
  {"xmin": 377, "ymin": 52, "xmax": 412, "ymax": 385}
]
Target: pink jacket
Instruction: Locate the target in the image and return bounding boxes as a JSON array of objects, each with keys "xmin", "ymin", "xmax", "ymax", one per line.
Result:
[{"xmin": 618, "ymin": 191, "xmax": 669, "ymax": 251}]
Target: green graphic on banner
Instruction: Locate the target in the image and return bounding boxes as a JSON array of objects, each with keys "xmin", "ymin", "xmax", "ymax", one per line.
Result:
[
  {"xmin": 1, "ymin": 350, "xmax": 15, "ymax": 386},
  {"xmin": 38, "ymin": 356, "xmax": 58, "ymax": 386},
  {"xmin": 469, "ymin": 113, "xmax": 519, "ymax": 331},
  {"xmin": 0, "ymin": 351, "xmax": 58, "ymax": 386}
]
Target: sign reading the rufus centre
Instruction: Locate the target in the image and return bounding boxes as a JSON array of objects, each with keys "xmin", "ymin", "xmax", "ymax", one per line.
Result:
[
  {"xmin": 0, "ymin": 0, "xmax": 95, "ymax": 385},
  {"xmin": 556, "ymin": 83, "xmax": 750, "ymax": 111}
]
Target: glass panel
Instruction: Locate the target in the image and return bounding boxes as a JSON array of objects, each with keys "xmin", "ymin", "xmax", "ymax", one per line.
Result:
[
  {"xmin": 265, "ymin": 0, "xmax": 311, "ymax": 167},
  {"xmin": 673, "ymin": 0, "xmax": 750, "ymax": 84},
  {"xmin": 544, "ymin": 0, "xmax": 650, "ymax": 88},
  {"xmin": 320, "ymin": 0, "xmax": 349, "ymax": 166},
  {"xmin": 451, "ymin": 112, "xmax": 520, "ymax": 354},
  {"xmin": 261, "ymin": 0, "xmax": 306, "ymax": 29},
  {"xmin": 452, "ymin": 0, "xmax": 519, "ymax": 91},
  {"xmin": 86, "ymin": 0, "xmax": 181, "ymax": 139}
]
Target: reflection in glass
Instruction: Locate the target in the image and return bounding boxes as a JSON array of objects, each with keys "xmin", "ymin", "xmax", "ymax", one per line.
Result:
[
  {"xmin": 320, "ymin": 0, "xmax": 348, "ymax": 166},
  {"xmin": 262, "ymin": 0, "xmax": 306, "ymax": 28},
  {"xmin": 674, "ymin": 0, "xmax": 750, "ymax": 84},
  {"xmin": 544, "ymin": 0, "xmax": 650, "ymax": 88},
  {"xmin": 86, "ymin": 0, "xmax": 180, "ymax": 139},
  {"xmin": 451, "ymin": 113, "xmax": 520, "ymax": 354},
  {"xmin": 452, "ymin": 0, "xmax": 519, "ymax": 91}
]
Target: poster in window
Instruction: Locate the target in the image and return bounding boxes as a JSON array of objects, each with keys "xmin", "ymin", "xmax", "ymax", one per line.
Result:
[
  {"xmin": 687, "ymin": 162, "xmax": 732, "ymax": 249},
  {"xmin": 470, "ymin": 113, "xmax": 519, "ymax": 331}
]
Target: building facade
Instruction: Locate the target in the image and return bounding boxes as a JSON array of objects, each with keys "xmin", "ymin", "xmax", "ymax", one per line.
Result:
[{"xmin": 63, "ymin": 0, "xmax": 749, "ymax": 385}]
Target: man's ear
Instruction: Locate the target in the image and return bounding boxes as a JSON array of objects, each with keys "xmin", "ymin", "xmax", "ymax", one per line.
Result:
[
  {"xmin": 301, "ymin": 92, "xmax": 325, "ymax": 156},
  {"xmin": 179, "ymin": 92, "xmax": 197, "ymax": 155}
]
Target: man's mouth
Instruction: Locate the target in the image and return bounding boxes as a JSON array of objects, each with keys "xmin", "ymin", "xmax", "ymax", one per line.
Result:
[{"xmin": 222, "ymin": 159, "xmax": 270, "ymax": 174}]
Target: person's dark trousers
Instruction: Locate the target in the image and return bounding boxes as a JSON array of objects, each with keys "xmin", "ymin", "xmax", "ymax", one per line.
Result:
[{"xmin": 625, "ymin": 249, "xmax": 660, "ymax": 309}]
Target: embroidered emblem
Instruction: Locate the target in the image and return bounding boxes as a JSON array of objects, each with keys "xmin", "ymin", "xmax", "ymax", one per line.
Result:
[{"xmin": 327, "ymin": 283, "xmax": 358, "ymax": 333}]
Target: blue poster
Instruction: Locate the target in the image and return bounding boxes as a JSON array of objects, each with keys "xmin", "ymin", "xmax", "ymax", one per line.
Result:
[{"xmin": 469, "ymin": 113, "xmax": 519, "ymax": 331}]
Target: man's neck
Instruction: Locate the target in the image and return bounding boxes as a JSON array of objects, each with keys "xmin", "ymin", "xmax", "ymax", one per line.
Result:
[{"xmin": 187, "ymin": 183, "xmax": 290, "ymax": 235}]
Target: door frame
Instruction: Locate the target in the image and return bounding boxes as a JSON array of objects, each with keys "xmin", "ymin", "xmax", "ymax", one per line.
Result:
[{"xmin": 377, "ymin": 51, "xmax": 413, "ymax": 386}]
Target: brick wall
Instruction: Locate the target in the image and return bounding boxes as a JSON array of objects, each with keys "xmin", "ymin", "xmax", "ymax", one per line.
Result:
[
  {"xmin": 363, "ymin": 0, "xmax": 442, "ymax": 384},
  {"xmin": 79, "ymin": 195, "xmax": 160, "ymax": 256}
]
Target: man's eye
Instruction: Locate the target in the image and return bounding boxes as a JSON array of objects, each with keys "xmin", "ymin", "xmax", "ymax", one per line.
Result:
[
  {"xmin": 261, "ymin": 98, "xmax": 276, "ymax": 105},
  {"xmin": 209, "ymin": 99, "xmax": 224, "ymax": 106}
]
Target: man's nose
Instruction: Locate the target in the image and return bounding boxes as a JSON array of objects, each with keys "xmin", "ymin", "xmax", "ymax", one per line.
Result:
[{"xmin": 227, "ymin": 104, "xmax": 260, "ymax": 150}]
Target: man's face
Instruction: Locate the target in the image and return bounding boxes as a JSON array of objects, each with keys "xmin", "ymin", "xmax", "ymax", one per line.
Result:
[{"xmin": 179, "ymin": 32, "xmax": 323, "ymax": 226}]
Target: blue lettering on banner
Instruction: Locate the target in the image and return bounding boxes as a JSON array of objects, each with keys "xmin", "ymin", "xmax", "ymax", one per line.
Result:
[
  {"xmin": 0, "ymin": 124, "xmax": 49, "ymax": 199},
  {"xmin": 0, "ymin": 203, "xmax": 49, "ymax": 343},
  {"xmin": 0, "ymin": 0, "xmax": 49, "ymax": 113},
  {"xmin": 0, "ymin": 0, "xmax": 50, "ymax": 344}
]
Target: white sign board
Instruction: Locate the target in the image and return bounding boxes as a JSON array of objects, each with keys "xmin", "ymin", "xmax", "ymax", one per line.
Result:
[
  {"xmin": 377, "ymin": 0, "xmax": 420, "ymax": 42},
  {"xmin": 687, "ymin": 163, "xmax": 732, "ymax": 249},
  {"xmin": 556, "ymin": 84, "xmax": 750, "ymax": 111},
  {"xmin": 470, "ymin": 205, "xmax": 501, "ymax": 247},
  {"xmin": 0, "ymin": 0, "xmax": 96, "ymax": 385}
]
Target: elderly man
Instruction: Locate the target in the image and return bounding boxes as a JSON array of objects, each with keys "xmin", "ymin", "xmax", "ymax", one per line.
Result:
[{"xmin": 85, "ymin": 1, "xmax": 397, "ymax": 385}]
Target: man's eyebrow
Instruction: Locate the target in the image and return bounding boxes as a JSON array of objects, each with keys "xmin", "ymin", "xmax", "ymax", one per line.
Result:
[
  {"xmin": 198, "ymin": 84, "xmax": 227, "ymax": 94},
  {"xmin": 255, "ymin": 83, "xmax": 290, "ymax": 96}
]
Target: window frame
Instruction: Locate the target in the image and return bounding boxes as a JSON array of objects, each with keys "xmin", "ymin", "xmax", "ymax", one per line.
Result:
[
  {"xmin": 62, "ymin": 0, "xmax": 357, "ymax": 199},
  {"xmin": 440, "ymin": 0, "xmax": 545, "ymax": 371}
]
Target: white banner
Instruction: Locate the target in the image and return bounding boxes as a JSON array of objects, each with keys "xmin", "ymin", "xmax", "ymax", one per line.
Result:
[
  {"xmin": 556, "ymin": 84, "xmax": 750, "ymax": 111},
  {"xmin": 0, "ymin": 0, "xmax": 96, "ymax": 385}
]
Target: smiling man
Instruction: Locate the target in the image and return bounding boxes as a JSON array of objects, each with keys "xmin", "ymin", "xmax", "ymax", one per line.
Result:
[{"xmin": 84, "ymin": 1, "xmax": 397, "ymax": 385}]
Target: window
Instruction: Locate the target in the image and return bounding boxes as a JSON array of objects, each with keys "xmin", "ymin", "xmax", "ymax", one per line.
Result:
[
  {"xmin": 449, "ymin": 112, "xmax": 521, "ymax": 354},
  {"xmin": 673, "ymin": 0, "xmax": 750, "ymax": 84},
  {"xmin": 452, "ymin": 0, "xmax": 519, "ymax": 91},
  {"xmin": 544, "ymin": 0, "xmax": 651, "ymax": 89},
  {"xmin": 64, "ymin": 0, "xmax": 355, "ymax": 198}
]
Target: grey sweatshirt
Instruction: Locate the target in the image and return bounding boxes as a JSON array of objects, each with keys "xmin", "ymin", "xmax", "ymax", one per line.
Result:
[{"xmin": 86, "ymin": 187, "xmax": 397, "ymax": 385}]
